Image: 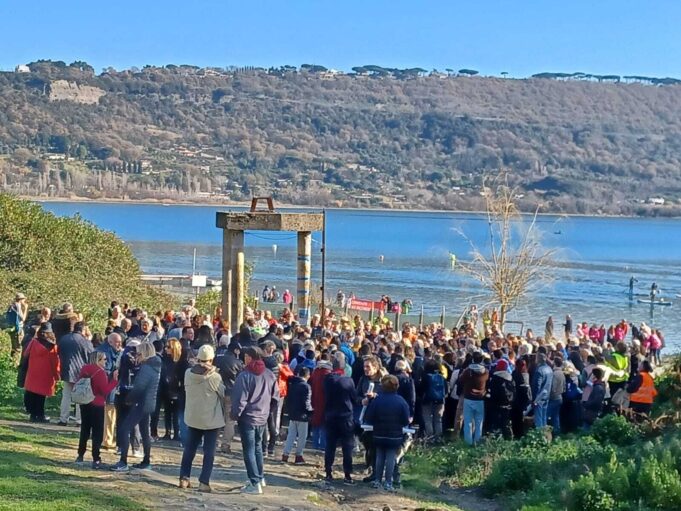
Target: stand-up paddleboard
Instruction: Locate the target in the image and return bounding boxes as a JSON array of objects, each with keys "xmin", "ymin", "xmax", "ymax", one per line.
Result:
[{"xmin": 637, "ymin": 299, "xmax": 673, "ymax": 307}]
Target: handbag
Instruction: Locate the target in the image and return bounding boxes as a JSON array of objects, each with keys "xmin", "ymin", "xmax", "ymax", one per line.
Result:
[{"xmin": 72, "ymin": 369, "xmax": 102, "ymax": 405}]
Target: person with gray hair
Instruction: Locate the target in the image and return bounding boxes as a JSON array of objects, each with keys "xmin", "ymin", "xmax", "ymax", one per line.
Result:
[{"xmin": 323, "ymin": 351, "xmax": 358, "ymax": 484}]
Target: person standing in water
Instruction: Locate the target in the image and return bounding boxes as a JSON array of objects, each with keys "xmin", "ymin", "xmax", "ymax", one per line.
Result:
[{"xmin": 628, "ymin": 276, "xmax": 638, "ymax": 301}]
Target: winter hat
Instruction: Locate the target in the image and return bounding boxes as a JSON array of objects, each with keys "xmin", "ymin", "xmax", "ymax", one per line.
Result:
[
  {"xmin": 495, "ymin": 359, "xmax": 509, "ymax": 372},
  {"xmin": 197, "ymin": 344, "xmax": 215, "ymax": 362}
]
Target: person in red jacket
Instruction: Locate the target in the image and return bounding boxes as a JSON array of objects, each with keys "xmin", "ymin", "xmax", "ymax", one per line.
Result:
[
  {"xmin": 309, "ymin": 357, "xmax": 332, "ymax": 450},
  {"xmin": 76, "ymin": 351, "xmax": 119, "ymax": 468},
  {"xmin": 23, "ymin": 322, "xmax": 60, "ymax": 423}
]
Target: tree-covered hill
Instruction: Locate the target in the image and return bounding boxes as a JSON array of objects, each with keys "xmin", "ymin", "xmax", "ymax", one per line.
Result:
[{"xmin": 1, "ymin": 60, "xmax": 681, "ymax": 215}]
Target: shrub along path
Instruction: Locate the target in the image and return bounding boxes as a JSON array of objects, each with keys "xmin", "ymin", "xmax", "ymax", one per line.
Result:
[{"xmin": 0, "ymin": 418, "xmax": 485, "ymax": 511}]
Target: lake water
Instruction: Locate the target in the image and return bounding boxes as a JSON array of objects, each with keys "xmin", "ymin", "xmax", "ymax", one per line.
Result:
[{"xmin": 40, "ymin": 202, "xmax": 681, "ymax": 348}]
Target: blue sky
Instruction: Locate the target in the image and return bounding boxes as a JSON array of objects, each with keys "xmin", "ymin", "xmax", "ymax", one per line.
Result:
[{"xmin": 1, "ymin": 0, "xmax": 680, "ymax": 77}]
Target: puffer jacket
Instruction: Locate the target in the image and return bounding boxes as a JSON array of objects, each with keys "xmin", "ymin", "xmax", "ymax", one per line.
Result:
[
  {"xmin": 125, "ymin": 355, "xmax": 161, "ymax": 414},
  {"xmin": 184, "ymin": 363, "xmax": 225, "ymax": 430}
]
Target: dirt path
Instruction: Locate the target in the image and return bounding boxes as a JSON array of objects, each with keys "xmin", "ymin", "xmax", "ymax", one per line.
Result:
[{"xmin": 2, "ymin": 419, "xmax": 497, "ymax": 511}]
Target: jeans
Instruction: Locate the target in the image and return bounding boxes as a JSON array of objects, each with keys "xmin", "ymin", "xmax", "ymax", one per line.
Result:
[
  {"xmin": 115, "ymin": 394, "xmax": 140, "ymax": 451},
  {"xmin": 311, "ymin": 426, "xmax": 326, "ymax": 450},
  {"xmin": 324, "ymin": 418, "xmax": 354, "ymax": 477},
  {"xmin": 239, "ymin": 422, "xmax": 266, "ymax": 485},
  {"xmin": 78, "ymin": 404, "xmax": 104, "ymax": 461},
  {"xmin": 534, "ymin": 400, "xmax": 549, "ymax": 429},
  {"xmin": 178, "ymin": 406, "xmax": 189, "ymax": 443},
  {"xmin": 463, "ymin": 399, "xmax": 485, "ymax": 445},
  {"xmin": 283, "ymin": 420, "xmax": 308, "ymax": 456},
  {"xmin": 150, "ymin": 393, "xmax": 163, "ymax": 437},
  {"xmin": 60, "ymin": 382, "xmax": 81, "ymax": 423},
  {"xmin": 180, "ymin": 427, "xmax": 220, "ymax": 485},
  {"xmin": 118, "ymin": 404, "xmax": 151, "ymax": 465},
  {"xmin": 547, "ymin": 399, "xmax": 562, "ymax": 435},
  {"xmin": 375, "ymin": 446, "xmax": 398, "ymax": 484},
  {"xmin": 25, "ymin": 391, "xmax": 46, "ymax": 420},
  {"xmin": 422, "ymin": 402, "xmax": 444, "ymax": 439}
]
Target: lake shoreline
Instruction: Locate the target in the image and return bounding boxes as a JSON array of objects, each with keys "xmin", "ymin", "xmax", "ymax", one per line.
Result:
[{"xmin": 24, "ymin": 195, "xmax": 681, "ymax": 221}]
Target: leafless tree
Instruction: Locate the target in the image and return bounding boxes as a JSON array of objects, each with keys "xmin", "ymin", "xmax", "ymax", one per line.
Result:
[{"xmin": 458, "ymin": 172, "xmax": 557, "ymax": 327}]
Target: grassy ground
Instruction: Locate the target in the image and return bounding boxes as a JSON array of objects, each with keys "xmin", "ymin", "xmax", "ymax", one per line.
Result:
[{"xmin": 0, "ymin": 426, "xmax": 145, "ymax": 511}]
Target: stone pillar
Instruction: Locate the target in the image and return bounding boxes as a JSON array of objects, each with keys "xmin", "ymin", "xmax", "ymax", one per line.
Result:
[
  {"xmin": 230, "ymin": 230, "xmax": 245, "ymax": 334},
  {"xmin": 221, "ymin": 229, "xmax": 232, "ymax": 331},
  {"xmin": 297, "ymin": 231, "xmax": 312, "ymax": 326}
]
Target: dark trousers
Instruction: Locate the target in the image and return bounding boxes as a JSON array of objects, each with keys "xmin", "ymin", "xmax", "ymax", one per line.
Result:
[
  {"xmin": 262, "ymin": 400, "xmax": 279, "ymax": 453},
  {"xmin": 180, "ymin": 427, "xmax": 219, "ymax": 485},
  {"xmin": 238, "ymin": 422, "xmax": 265, "ymax": 486},
  {"xmin": 78, "ymin": 404, "xmax": 105, "ymax": 461},
  {"xmin": 443, "ymin": 397, "xmax": 458, "ymax": 431},
  {"xmin": 150, "ymin": 393, "xmax": 163, "ymax": 437},
  {"xmin": 360, "ymin": 430, "xmax": 375, "ymax": 473},
  {"xmin": 164, "ymin": 399, "xmax": 180, "ymax": 438},
  {"xmin": 324, "ymin": 418, "xmax": 354, "ymax": 478},
  {"xmin": 25, "ymin": 391, "xmax": 46, "ymax": 420},
  {"xmin": 115, "ymin": 394, "xmax": 140, "ymax": 451},
  {"xmin": 118, "ymin": 404, "xmax": 151, "ymax": 465},
  {"xmin": 490, "ymin": 407, "xmax": 513, "ymax": 439},
  {"xmin": 511, "ymin": 406, "xmax": 526, "ymax": 439}
]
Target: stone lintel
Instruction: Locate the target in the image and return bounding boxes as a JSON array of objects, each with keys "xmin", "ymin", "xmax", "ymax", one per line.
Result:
[{"xmin": 216, "ymin": 212, "xmax": 324, "ymax": 232}]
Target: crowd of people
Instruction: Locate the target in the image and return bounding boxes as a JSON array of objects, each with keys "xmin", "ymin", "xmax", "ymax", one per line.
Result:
[{"xmin": 8, "ymin": 291, "xmax": 666, "ymax": 495}]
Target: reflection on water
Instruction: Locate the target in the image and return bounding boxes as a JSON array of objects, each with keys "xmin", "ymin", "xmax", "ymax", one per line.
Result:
[{"xmin": 40, "ymin": 202, "xmax": 681, "ymax": 350}]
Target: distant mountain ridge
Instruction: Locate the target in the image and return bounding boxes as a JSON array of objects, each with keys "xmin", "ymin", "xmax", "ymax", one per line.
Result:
[{"xmin": 0, "ymin": 60, "xmax": 680, "ymax": 216}]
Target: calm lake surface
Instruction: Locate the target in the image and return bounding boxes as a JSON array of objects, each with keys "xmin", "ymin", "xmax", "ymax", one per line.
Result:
[{"xmin": 41, "ymin": 202, "xmax": 681, "ymax": 349}]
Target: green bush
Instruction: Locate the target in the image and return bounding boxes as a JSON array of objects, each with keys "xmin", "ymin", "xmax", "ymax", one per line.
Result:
[
  {"xmin": 568, "ymin": 474, "xmax": 616, "ymax": 511},
  {"xmin": 637, "ymin": 455, "xmax": 681, "ymax": 509},
  {"xmin": 591, "ymin": 414, "xmax": 640, "ymax": 446},
  {"xmin": 0, "ymin": 194, "xmax": 175, "ymax": 332}
]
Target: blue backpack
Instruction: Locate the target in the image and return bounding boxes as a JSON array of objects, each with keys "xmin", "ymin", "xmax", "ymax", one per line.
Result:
[
  {"xmin": 565, "ymin": 379, "xmax": 583, "ymax": 401},
  {"xmin": 5, "ymin": 306, "xmax": 18, "ymax": 331},
  {"xmin": 425, "ymin": 373, "xmax": 446, "ymax": 403}
]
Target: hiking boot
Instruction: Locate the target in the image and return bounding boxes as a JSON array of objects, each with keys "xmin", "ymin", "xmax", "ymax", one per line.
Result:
[
  {"xmin": 241, "ymin": 482, "xmax": 263, "ymax": 495},
  {"xmin": 197, "ymin": 482, "xmax": 212, "ymax": 493},
  {"xmin": 132, "ymin": 461, "xmax": 152, "ymax": 470},
  {"xmin": 178, "ymin": 478, "xmax": 191, "ymax": 489},
  {"xmin": 75, "ymin": 455, "xmax": 85, "ymax": 465},
  {"xmin": 281, "ymin": 454, "xmax": 289, "ymax": 463},
  {"xmin": 294, "ymin": 455, "xmax": 305, "ymax": 465},
  {"xmin": 110, "ymin": 462, "xmax": 129, "ymax": 472},
  {"xmin": 343, "ymin": 476, "xmax": 355, "ymax": 486}
]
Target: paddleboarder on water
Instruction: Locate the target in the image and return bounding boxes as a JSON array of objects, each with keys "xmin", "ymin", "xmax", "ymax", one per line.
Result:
[{"xmin": 629, "ymin": 276, "xmax": 638, "ymax": 301}]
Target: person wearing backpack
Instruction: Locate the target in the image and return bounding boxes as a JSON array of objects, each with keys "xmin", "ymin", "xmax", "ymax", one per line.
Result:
[
  {"xmin": 488, "ymin": 359, "xmax": 516, "ymax": 439},
  {"xmin": 75, "ymin": 351, "xmax": 119, "ymax": 469},
  {"xmin": 421, "ymin": 359, "xmax": 448, "ymax": 442},
  {"xmin": 459, "ymin": 351, "xmax": 489, "ymax": 446}
]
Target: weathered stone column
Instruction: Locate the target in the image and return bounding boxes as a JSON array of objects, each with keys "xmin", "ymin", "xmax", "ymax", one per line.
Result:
[
  {"xmin": 221, "ymin": 229, "xmax": 232, "ymax": 330},
  {"xmin": 297, "ymin": 231, "xmax": 312, "ymax": 326},
  {"xmin": 230, "ymin": 229, "xmax": 245, "ymax": 334}
]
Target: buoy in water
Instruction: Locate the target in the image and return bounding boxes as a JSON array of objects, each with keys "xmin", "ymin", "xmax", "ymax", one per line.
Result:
[{"xmin": 272, "ymin": 244, "xmax": 278, "ymax": 256}]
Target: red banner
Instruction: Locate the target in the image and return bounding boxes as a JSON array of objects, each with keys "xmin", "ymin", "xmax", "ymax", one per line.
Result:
[{"xmin": 348, "ymin": 298, "xmax": 385, "ymax": 312}]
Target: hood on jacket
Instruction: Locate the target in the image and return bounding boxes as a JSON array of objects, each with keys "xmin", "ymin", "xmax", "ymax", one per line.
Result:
[
  {"xmin": 288, "ymin": 375, "xmax": 305, "ymax": 386},
  {"xmin": 246, "ymin": 359, "xmax": 266, "ymax": 375},
  {"xmin": 493, "ymin": 371, "xmax": 512, "ymax": 381},
  {"xmin": 469, "ymin": 363, "xmax": 487, "ymax": 374},
  {"xmin": 316, "ymin": 360, "xmax": 332, "ymax": 371}
]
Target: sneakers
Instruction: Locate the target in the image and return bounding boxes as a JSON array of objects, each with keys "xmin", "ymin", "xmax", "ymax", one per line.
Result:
[
  {"xmin": 75, "ymin": 456, "xmax": 85, "ymax": 465},
  {"xmin": 371, "ymin": 480, "xmax": 382, "ymax": 489},
  {"xmin": 131, "ymin": 450, "xmax": 143, "ymax": 459},
  {"xmin": 343, "ymin": 476, "xmax": 354, "ymax": 486},
  {"xmin": 58, "ymin": 421, "xmax": 69, "ymax": 427},
  {"xmin": 384, "ymin": 482, "xmax": 396, "ymax": 492},
  {"xmin": 294, "ymin": 456, "xmax": 305, "ymax": 465},
  {"xmin": 241, "ymin": 482, "xmax": 263, "ymax": 495},
  {"xmin": 132, "ymin": 461, "xmax": 152, "ymax": 470},
  {"xmin": 179, "ymin": 478, "xmax": 191, "ymax": 489},
  {"xmin": 324, "ymin": 474, "xmax": 334, "ymax": 483},
  {"xmin": 281, "ymin": 454, "xmax": 289, "ymax": 463},
  {"xmin": 198, "ymin": 482, "xmax": 212, "ymax": 493},
  {"xmin": 220, "ymin": 444, "xmax": 232, "ymax": 454},
  {"xmin": 110, "ymin": 462, "xmax": 129, "ymax": 472},
  {"xmin": 267, "ymin": 448, "xmax": 275, "ymax": 457},
  {"xmin": 362, "ymin": 473, "xmax": 376, "ymax": 483},
  {"xmin": 92, "ymin": 460, "xmax": 103, "ymax": 470},
  {"xmin": 261, "ymin": 478, "xmax": 267, "ymax": 488},
  {"xmin": 31, "ymin": 416, "xmax": 51, "ymax": 424}
]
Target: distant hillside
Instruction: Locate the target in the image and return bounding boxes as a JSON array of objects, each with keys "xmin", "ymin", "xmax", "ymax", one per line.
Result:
[{"xmin": 1, "ymin": 60, "xmax": 681, "ymax": 216}]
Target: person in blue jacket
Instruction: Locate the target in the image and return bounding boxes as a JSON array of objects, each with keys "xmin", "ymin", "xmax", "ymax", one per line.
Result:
[
  {"xmin": 531, "ymin": 352, "xmax": 554, "ymax": 428},
  {"xmin": 364, "ymin": 374, "xmax": 410, "ymax": 492}
]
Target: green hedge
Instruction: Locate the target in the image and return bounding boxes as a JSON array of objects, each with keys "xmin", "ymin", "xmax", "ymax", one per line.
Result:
[{"xmin": 0, "ymin": 194, "xmax": 175, "ymax": 332}]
